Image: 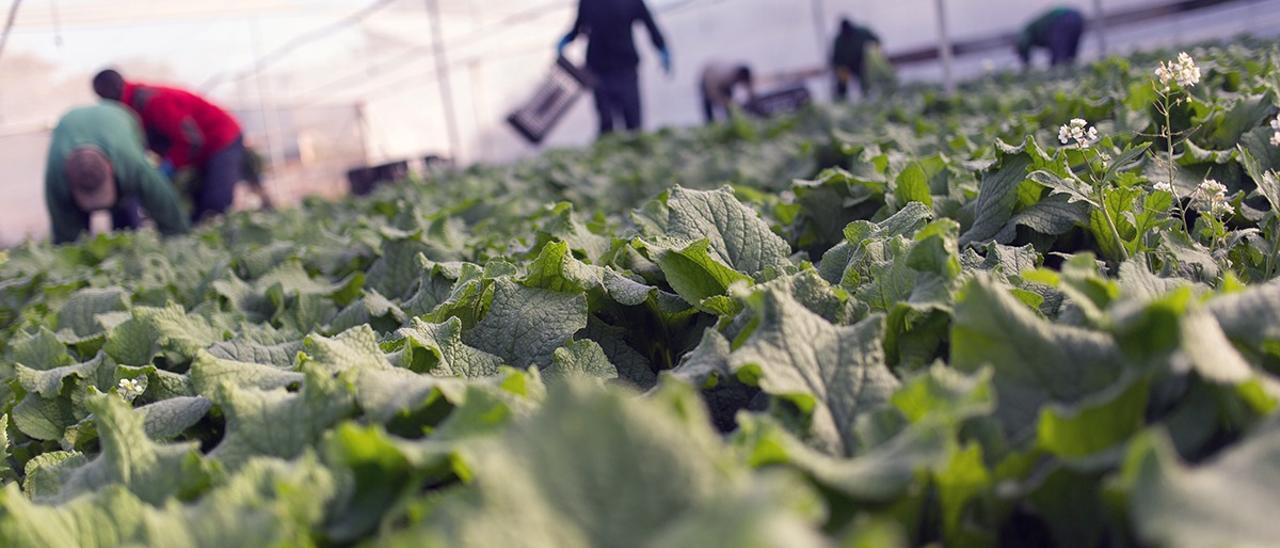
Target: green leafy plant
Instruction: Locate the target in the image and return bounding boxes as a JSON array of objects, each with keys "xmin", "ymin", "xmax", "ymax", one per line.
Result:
[{"xmin": 2, "ymin": 38, "xmax": 1280, "ymax": 548}]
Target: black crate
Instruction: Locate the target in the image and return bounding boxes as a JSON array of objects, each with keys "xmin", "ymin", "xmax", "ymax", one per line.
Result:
[
  {"xmin": 347, "ymin": 160, "xmax": 411, "ymax": 196},
  {"xmin": 507, "ymin": 56, "xmax": 597, "ymax": 145},
  {"xmin": 744, "ymin": 84, "xmax": 812, "ymax": 118}
]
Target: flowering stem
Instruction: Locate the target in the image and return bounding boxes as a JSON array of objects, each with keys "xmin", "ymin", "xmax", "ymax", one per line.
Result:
[
  {"xmin": 1159, "ymin": 90, "xmax": 1191, "ymax": 235},
  {"xmin": 1163, "ymin": 100, "xmax": 1174, "ymax": 191},
  {"xmin": 1085, "ymin": 149, "xmax": 1130, "ymax": 262}
]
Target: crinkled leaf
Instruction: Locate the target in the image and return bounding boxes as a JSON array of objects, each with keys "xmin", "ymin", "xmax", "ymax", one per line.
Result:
[
  {"xmin": 47, "ymin": 391, "xmax": 205, "ymax": 504},
  {"xmin": 209, "ymin": 365, "xmax": 355, "ymax": 470},
  {"xmin": 729, "ymin": 289, "xmax": 898, "ymax": 456},
  {"xmin": 191, "ymin": 350, "xmax": 302, "ymax": 394},
  {"xmin": 463, "ymin": 279, "xmax": 587, "ymax": 369},
  {"xmin": 388, "ymin": 317, "xmax": 503, "ymax": 377},
  {"xmin": 55, "ymin": 287, "xmax": 130, "ymax": 338},
  {"xmin": 544, "ymin": 340, "xmax": 618, "ymax": 382},
  {"xmin": 639, "ymin": 185, "xmax": 792, "ymax": 275}
]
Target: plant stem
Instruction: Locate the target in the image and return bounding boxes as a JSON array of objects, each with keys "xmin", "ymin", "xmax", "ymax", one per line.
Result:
[
  {"xmin": 1164, "ymin": 104, "xmax": 1174, "ymax": 191},
  {"xmin": 1160, "ymin": 91, "xmax": 1191, "ymax": 235},
  {"xmin": 1266, "ymin": 216, "xmax": 1280, "ymax": 279},
  {"xmin": 1098, "ymin": 186, "xmax": 1130, "ymax": 262}
]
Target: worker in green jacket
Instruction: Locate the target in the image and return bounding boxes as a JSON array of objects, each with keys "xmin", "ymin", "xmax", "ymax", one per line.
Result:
[
  {"xmin": 1016, "ymin": 7, "xmax": 1086, "ymax": 68},
  {"xmin": 45, "ymin": 103, "xmax": 190, "ymax": 244}
]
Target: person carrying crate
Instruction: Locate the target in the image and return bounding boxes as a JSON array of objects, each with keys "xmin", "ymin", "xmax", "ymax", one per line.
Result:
[
  {"xmin": 92, "ymin": 69, "xmax": 247, "ymax": 223},
  {"xmin": 557, "ymin": 0, "xmax": 671, "ymax": 136},
  {"xmin": 44, "ymin": 103, "xmax": 190, "ymax": 244},
  {"xmin": 699, "ymin": 62, "xmax": 755, "ymax": 124},
  {"xmin": 1016, "ymin": 7, "xmax": 1086, "ymax": 68},
  {"xmin": 830, "ymin": 18, "xmax": 882, "ymax": 101}
]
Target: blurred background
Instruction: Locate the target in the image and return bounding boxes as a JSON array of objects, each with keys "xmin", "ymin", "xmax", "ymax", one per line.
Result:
[{"xmin": 1, "ymin": 0, "xmax": 1278, "ymax": 242}]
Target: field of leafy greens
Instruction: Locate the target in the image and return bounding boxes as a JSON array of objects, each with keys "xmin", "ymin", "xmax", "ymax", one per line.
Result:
[{"xmin": 2, "ymin": 39, "xmax": 1280, "ymax": 547}]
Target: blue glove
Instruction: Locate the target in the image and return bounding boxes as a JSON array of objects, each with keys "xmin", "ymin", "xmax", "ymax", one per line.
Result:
[
  {"xmin": 556, "ymin": 35, "xmax": 573, "ymax": 57},
  {"xmin": 158, "ymin": 160, "xmax": 176, "ymax": 180},
  {"xmin": 658, "ymin": 47, "xmax": 672, "ymax": 74}
]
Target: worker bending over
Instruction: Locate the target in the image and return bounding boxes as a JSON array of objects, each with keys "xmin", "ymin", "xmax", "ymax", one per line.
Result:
[
  {"xmin": 93, "ymin": 69, "xmax": 247, "ymax": 222},
  {"xmin": 45, "ymin": 104, "xmax": 189, "ymax": 244},
  {"xmin": 1017, "ymin": 7, "xmax": 1087, "ymax": 68},
  {"xmin": 700, "ymin": 62, "xmax": 755, "ymax": 124}
]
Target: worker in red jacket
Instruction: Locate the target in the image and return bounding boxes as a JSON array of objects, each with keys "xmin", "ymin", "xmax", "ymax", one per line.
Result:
[{"xmin": 92, "ymin": 69, "xmax": 244, "ymax": 223}]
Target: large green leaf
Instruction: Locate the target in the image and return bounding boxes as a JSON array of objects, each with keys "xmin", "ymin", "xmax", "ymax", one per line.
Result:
[
  {"xmin": 43, "ymin": 391, "xmax": 205, "ymax": 504},
  {"xmin": 729, "ymin": 289, "xmax": 898, "ymax": 456},
  {"xmin": 387, "ymin": 317, "xmax": 503, "ymax": 377},
  {"xmin": 190, "ymin": 350, "xmax": 302, "ymax": 394},
  {"xmin": 208, "ymin": 365, "xmax": 355, "ymax": 470},
  {"xmin": 543, "ymin": 339, "xmax": 618, "ymax": 382},
  {"xmin": 55, "ymin": 287, "xmax": 130, "ymax": 338},
  {"xmin": 1124, "ymin": 418, "xmax": 1280, "ymax": 548},
  {"xmin": 951, "ymin": 276, "xmax": 1127, "ymax": 442},
  {"xmin": 411, "ymin": 380, "xmax": 820, "ymax": 547},
  {"xmin": 0, "ymin": 456, "xmax": 334, "ymax": 547},
  {"xmin": 638, "ymin": 185, "xmax": 792, "ymax": 275},
  {"xmin": 462, "ymin": 279, "xmax": 587, "ymax": 369}
]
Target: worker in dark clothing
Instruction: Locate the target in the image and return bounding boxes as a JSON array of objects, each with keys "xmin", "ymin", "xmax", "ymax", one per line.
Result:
[
  {"xmin": 699, "ymin": 62, "xmax": 755, "ymax": 124},
  {"xmin": 557, "ymin": 0, "xmax": 671, "ymax": 136},
  {"xmin": 92, "ymin": 69, "xmax": 246, "ymax": 223},
  {"xmin": 831, "ymin": 18, "xmax": 881, "ymax": 101},
  {"xmin": 45, "ymin": 104, "xmax": 190, "ymax": 244},
  {"xmin": 1017, "ymin": 7, "xmax": 1086, "ymax": 68}
]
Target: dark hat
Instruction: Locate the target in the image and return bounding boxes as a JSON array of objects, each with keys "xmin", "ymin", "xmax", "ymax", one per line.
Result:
[{"xmin": 65, "ymin": 146, "xmax": 117, "ymax": 211}]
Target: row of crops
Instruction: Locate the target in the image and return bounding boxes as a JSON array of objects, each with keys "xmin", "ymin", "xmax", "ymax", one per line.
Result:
[{"xmin": 1, "ymin": 39, "xmax": 1280, "ymax": 546}]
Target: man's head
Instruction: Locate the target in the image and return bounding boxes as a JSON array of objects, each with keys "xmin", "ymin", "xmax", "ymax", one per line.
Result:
[
  {"xmin": 65, "ymin": 146, "xmax": 117, "ymax": 211},
  {"xmin": 92, "ymin": 69, "xmax": 126, "ymax": 101},
  {"xmin": 736, "ymin": 66, "xmax": 753, "ymax": 85},
  {"xmin": 840, "ymin": 18, "xmax": 855, "ymax": 34}
]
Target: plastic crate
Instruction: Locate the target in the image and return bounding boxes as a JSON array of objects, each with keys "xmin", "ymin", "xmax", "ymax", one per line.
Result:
[
  {"xmin": 347, "ymin": 160, "xmax": 410, "ymax": 196},
  {"xmin": 507, "ymin": 56, "xmax": 597, "ymax": 145},
  {"xmin": 744, "ymin": 84, "xmax": 812, "ymax": 118}
]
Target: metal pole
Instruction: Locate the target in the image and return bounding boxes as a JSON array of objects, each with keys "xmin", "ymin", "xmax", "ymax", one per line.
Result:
[
  {"xmin": 49, "ymin": 0, "xmax": 62, "ymax": 47},
  {"xmin": 1092, "ymin": 0, "xmax": 1107, "ymax": 56},
  {"xmin": 811, "ymin": 0, "xmax": 827, "ymax": 64},
  {"xmin": 467, "ymin": 60, "xmax": 485, "ymax": 161},
  {"xmin": 424, "ymin": 0, "xmax": 462, "ymax": 163},
  {"xmin": 355, "ymin": 101, "xmax": 370, "ymax": 165},
  {"xmin": 250, "ymin": 18, "xmax": 283, "ymax": 181},
  {"xmin": 0, "ymin": 0, "xmax": 24, "ymax": 65},
  {"xmin": 933, "ymin": 0, "xmax": 954, "ymax": 94}
]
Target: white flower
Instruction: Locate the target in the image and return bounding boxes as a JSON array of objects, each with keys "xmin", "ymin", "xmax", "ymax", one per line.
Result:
[
  {"xmin": 1155, "ymin": 52, "xmax": 1200, "ymax": 89},
  {"xmin": 1153, "ymin": 181, "xmax": 1174, "ymax": 193},
  {"xmin": 1210, "ymin": 200, "xmax": 1234, "ymax": 217},
  {"xmin": 1270, "ymin": 116, "xmax": 1280, "ymax": 131},
  {"xmin": 1191, "ymin": 178, "xmax": 1234, "ymax": 217},
  {"xmin": 117, "ymin": 378, "xmax": 145, "ymax": 400},
  {"xmin": 1058, "ymin": 118, "xmax": 1098, "ymax": 148},
  {"xmin": 1271, "ymin": 132, "xmax": 1280, "ymax": 148}
]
